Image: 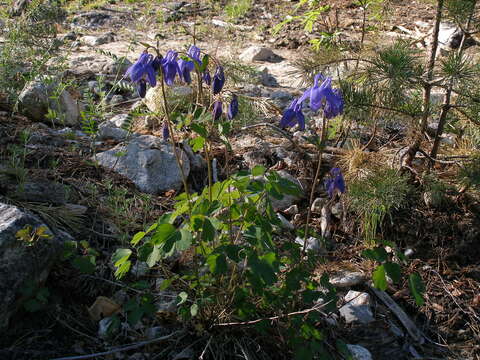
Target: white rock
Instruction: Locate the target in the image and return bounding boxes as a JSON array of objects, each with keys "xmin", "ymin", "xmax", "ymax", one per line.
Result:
[
  {"xmin": 98, "ymin": 317, "xmax": 115, "ymax": 338},
  {"xmin": 344, "ymin": 291, "xmax": 371, "ymax": 306},
  {"xmin": 340, "ymin": 302, "xmax": 374, "ymax": 324},
  {"xmin": 346, "ymin": 344, "xmax": 373, "ymax": 360},
  {"xmin": 283, "ymin": 205, "xmax": 298, "ymax": 215},
  {"xmin": 277, "ymin": 213, "xmax": 295, "ymax": 230},
  {"xmin": 311, "ymin": 197, "xmax": 327, "ymax": 213},
  {"xmin": 330, "ymin": 271, "xmax": 365, "ymax": 288}
]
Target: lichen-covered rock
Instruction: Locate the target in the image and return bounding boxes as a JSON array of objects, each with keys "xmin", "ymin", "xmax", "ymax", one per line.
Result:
[
  {"xmin": 18, "ymin": 78, "xmax": 80, "ymax": 126},
  {"xmin": 95, "ymin": 135, "xmax": 190, "ymax": 194},
  {"xmin": 0, "ymin": 203, "xmax": 69, "ymax": 330}
]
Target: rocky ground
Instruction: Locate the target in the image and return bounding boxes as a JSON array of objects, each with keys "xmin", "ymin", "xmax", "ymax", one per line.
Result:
[{"xmin": 0, "ymin": 0, "xmax": 479, "ymax": 359}]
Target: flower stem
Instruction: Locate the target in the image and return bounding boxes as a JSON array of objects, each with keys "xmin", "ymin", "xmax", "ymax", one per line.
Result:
[
  {"xmin": 303, "ymin": 116, "xmax": 328, "ymax": 255},
  {"xmin": 159, "ymin": 68, "xmax": 191, "ymax": 208}
]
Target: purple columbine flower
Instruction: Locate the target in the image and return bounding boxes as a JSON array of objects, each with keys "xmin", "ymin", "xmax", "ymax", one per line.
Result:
[
  {"xmin": 227, "ymin": 94, "xmax": 238, "ymax": 120},
  {"xmin": 202, "ymin": 70, "xmax": 211, "ymax": 85},
  {"xmin": 187, "ymin": 45, "xmax": 201, "ymax": 66},
  {"xmin": 324, "ymin": 167, "xmax": 345, "ymax": 198},
  {"xmin": 279, "ymin": 99, "xmax": 305, "ymax": 130},
  {"xmin": 299, "ymin": 74, "xmax": 344, "ymax": 119},
  {"xmin": 212, "ymin": 66, "xmax": 225, "ymax": 95},
  {"xmin": 125, "ymin": 51, "xmax": 157, "ymax": 97},
  {"xmin": 137, "ymin": 79, "xmax": 147, "ymax": 98},
  {"xmin": 177, "ymin": 58, "xmax": 194, "ymax": 84},
  {"xmin": 161, "ymin": 50, "xmax": 180, "ymax": 86},
  {"xmin": 212, "ymin": 101, "xmax": 222, "ymax": 121},
  {"xmin": 162, "ymin": 122, "xmax": 170, "ymax": 140}
]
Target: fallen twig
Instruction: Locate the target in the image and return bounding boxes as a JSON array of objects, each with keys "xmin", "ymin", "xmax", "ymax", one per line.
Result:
[
  {"xmin": 369, "ymin": 286, "xmax": 425, "ymax": 344},
  {"xmin": 51, "ymin": 331, "xmax": 182, "ymax": 360}
]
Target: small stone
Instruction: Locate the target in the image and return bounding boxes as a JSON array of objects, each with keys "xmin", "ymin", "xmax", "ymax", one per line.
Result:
[
  {"xmin": 81, "ymin": 32, "xmax": 115, "ymax": 46},
  {"xmin": 98, "ymin": 317, "xmax": 115, "ymax": 338},
  {"xmin": 311, "ymin": 198, "xmax": 326, "ymax": 213},
  {"xmin": 346, "ymin": 344, "xmax": 373, "ymax": 360},
  {"xmin": 295, "ymin": 236, "xmax": 324, "ymax": 253},
  {"xmin": 277, "ymin": 213, "xmax": 294, "ymax": 230},
  {"xmin": 293, "ymin": 214, "xmax": 302, "ymax": 222},
  {"xmin": 404, "ymin": 248, "xmax": 414, "ymax": 258},
  {"xmin": 283, "ymin": 205, "xmax": 298, "ymax": 215},
  {"xmin": 344, "ymin": 291, "xmax": 371, "ymax": 306},
  {"xmin": 109, "ymin": 94, "xmax": 124, "ymax": 105},
  {"xmin": 330, "ymin": 271, "xmax": 365, "ymax": 288},
  {"xmin": 239, "ymin": 46, "xmax": 280, "ymax": 62},
  {"xmin": 339, "ymin": 303, "xmax": 374, "ymax": 324}
]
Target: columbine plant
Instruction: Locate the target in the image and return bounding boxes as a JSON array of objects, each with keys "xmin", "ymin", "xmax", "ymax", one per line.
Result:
[{"xmin": 280, "ymin": 73, "xmax": 345, "ymax": 250}]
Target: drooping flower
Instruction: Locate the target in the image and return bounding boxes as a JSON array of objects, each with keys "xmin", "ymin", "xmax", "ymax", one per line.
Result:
[
  {"xmin": 299, "ymin": 74, "xmax": 344, "ymax": 118},
  {"xmin": 137, "ymin": 79, "xmax": 147, "ymax": 98},
  {"xmin": 187, "ymin": 45, "xmax": 201, "ymax": 65},
  {"xmin": 161, "ymin": 50, "xmax": 180, "ymax": 86},
  {"xmin": 177, "ymin": 58, "xmax": 194, "ymax": 84},
  {"xmin": 279, "ymin": 99, "xmax": 305, "ymax": 130},
  {"xmin": 162, "ymin": 121, "xmax": 170, "ymax": 140},
  {"xmin": 212, "ymin": 101, "xmax": 223, "ymax": 121},
  {"xmin": 212, "ymin": 66, "xmax": 225, "ymax": 95},
  {"xmin": 125, "ymin": 51, "xmax": 157, "ymax": 97},
  {"xmin": 202, "ymin": 70, "xmax": 211, "ymax": 85},
  {"xmin": 227, "ymin": 94, "xmax": 238, "ymax": 120},
  {"xmin": 324, "ymin": 167, "xmax": 345, "ymax": 198}
]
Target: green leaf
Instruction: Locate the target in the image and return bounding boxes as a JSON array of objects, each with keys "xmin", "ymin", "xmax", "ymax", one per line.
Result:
[
  {"xmin": 248, "ymin": 254, "xmax": 277, "ymax": 286},
  {"xmin": 190, "ymin": 136, "xmax": 205, "ymax": 152},
  {"xmin": 384, "ymin": 262, "xmax": 401, "ymax": 284},
  {"xmin": 409, "ymin": 273, "xmax": 425, "ymax": 306},
  {"xmin": 112, "ymin": 248, "xmax": 132, "ymax": 266},
  {"xmin": 72, "ymin": 255, "xmax": 96, "ymax": 274},
  {"xmin": 131, "ymin": 231, "xmax": 146, "ymax": 246},
  {"xmin": 362, "ymin": 247, "xmax": 388, "ymax": 262},
  {"xmin": 372, "ymin": 265, "xmax": 388, "ymax": 291},
  {"xmin": 251, "ymin": 165, "xmax": 266, "ymax": 177},
  {"xmin": 200, "ymin": 54, "xmax": 209, "ymax": 72},
  {"xmin": 190, "ymin": 123, "xmax": 208, "ymax": 138},
  {"xmin": 146, "ymin": 245, "xmax": 161, "ymax": 267},
  {"xmin": 190, "ymin": 303, "xmax": 199, "ymax": 317},
  {"xmin": 178, "ymin": 229, "xmax": 193, "ymax": 251},
  {"xmin": 206, "ymin": 253, "xmax": 228, "ymax": 274},
  {"xmin": 177, "ymin": 291, "xmax": 188, "ymax": 305}
]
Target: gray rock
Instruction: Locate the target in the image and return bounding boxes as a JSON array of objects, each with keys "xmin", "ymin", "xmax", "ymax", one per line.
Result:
[
  {"xmin": 344, "ymin": 290, "xmax": 371, "ymax": 306},
  {"xmin": 270, "ymin": 170, "xmax": 304, "ymax": 211},
  {"xmin": 339, "ymin": 302, "xmax": 374, "ymax": 324},
  {"xmin": 260, "ymin": 68, "xmax": 279, "ymax": 87},
  {"xmin": 97, "ymin": 115, "xmax": 130, "ymax": 141},
  {"xmin": 18, "ymin": 78, "xmax": 80, "ymax": 126},
  {"xmin": 330, "ymin": 271, "xmax": 365, "ymax": 288},
  {"xmin": 0, "ymin": 203, "xmax": 69, "ymax": 329},
  {"xmin": 95, "ymin": 135, "xmax": 190, "ymax": 194},
  {"xmin": 81, "ymin": 32, "xmax": 115, "ymax": 46},
  {"xmin": 295, "ymin": 236, "xmax": 324, "ymax": 253},
  {"xmin": 102, "ymin": 57, "xmax": 133, "ymax": 75},
  {"xmin": 239, "ymin": 46, "xmax": 281, "ymax": 62},
  {"xmin": 182, "ymin": 141, "xmax": 206, "ymax": 173},
  {"xmin": 10, "ymin": 181, "xmax": 69, "ymax": 205},
  {"xmin": 331, "ymin": 202, "xmax": 343, "ymax": 218},
  {"xmin": 72, "ymin": 11, "xmax": 111, "ymax": 28},
  {"xmin": 346, "ymin": 344, "xmax": 373, "ymax": 360},
  {"xmin": 131, "ymin": 262, "xmax": 149, "ymax": 278},
  {"xmin": 404, "ymin": 248, "xmax": 414, "ymax": 258}
]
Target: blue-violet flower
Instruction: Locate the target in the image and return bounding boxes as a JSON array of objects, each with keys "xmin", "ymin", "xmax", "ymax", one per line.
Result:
[
  {"xmin": 161, "ymin": 50, "xmax": 180, "ymax": 86},
  {"xmin": 227, "ymin": 94, "xmax": 239, "ymax": 120},
  {"xmin": 279, "ymin": 99, "xmax": 305, "ymax": 130},
  {"xmin": 324, "ymin": 167, "xmax": 345, "ymax": 198},
  {"xmin": 212, "ymin": 101, "xmax": 223, "ymax": 121},
  {"xmin": 212, "ymin": 66, "xmax": 225, "ymax": 95}
]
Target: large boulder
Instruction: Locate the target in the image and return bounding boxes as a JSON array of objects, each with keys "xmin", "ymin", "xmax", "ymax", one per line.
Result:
[
  {"xmin": 18, "ymin": 78, "xmax": 81, "ymax": 126},
  {"xmin": 95, "ymin": 135, "xmax": 190, "ymax": 194},
  {"xmin": 0, "ymin": 203, "xmax": 69, "ymax": 329}
]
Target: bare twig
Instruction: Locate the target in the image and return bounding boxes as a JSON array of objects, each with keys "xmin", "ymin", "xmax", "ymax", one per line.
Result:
[{"xmin": 51, "ymin": 331, "xmax": 182, "ymax": 360}]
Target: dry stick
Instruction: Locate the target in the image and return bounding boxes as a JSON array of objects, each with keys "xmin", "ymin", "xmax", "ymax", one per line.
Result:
[
  {"xmin": 405, "ymin": 0, "xmax": 444, "ymax": 166},
  {"xmin": 214, "ymin": 301, "xmax": 330, "ymax": 327},
  {"xmin": 51, "ymin": 332, "xmax": 182, "ymax": 360},
  {"xmin": 303, "ymin": 116, "xmax": 328, "ymax": 255},
  {"xmin": 430, "ymin": 2, "xmax": 476, "ymax": 160}
]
